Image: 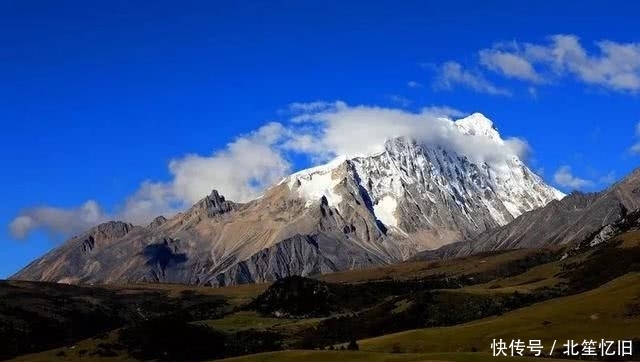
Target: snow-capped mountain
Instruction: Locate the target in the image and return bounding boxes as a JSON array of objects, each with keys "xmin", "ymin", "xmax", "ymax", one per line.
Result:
[
  {"xmin": 12, "ymin": 113, "xmax": 564, "ymax": 286},
  {"xmin": 284, "ymin": 113, "xmax": 563, "ymax": 252}
]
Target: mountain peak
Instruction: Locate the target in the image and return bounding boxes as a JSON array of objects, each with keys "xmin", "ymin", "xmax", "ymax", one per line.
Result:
[
  {"xmin": 148, "ymin": 215, "xmax": 167, "ymax": 228},
  {"xmin": 71, "ymin": 221, "xmax": 134, "ymax": 242},
  {"xmin": 186, "ymin": 189, "xmax": 234, "ymax": 219},
  {"xmin": 457, "ymin": 112, "xmax": 494, "ymax": 127},
  {"xmin": 454, "ymin": 112, "xmax": 501, "ymax": 141}
]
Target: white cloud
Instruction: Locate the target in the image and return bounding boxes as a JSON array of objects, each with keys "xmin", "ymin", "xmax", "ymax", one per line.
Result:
[
  {"xmin": 11, "ymin": 102, "xmax": 533, "ymax": 239},
  {"xmin": 420, "ymin": 106, "xmax": 466, "ymax": 119},
  {"xmin": 553, "ymin": 165, "xmax": 593, "ymax": 190},
  {"xmin": 11, "ymin": 123, "xmax": 292, "ymax": 239},
  {"xmin": 480, "ymin": 35, "xmax": 640, "ymax": 93},
  {"xmin": 288, "ymin": 101, "xmax": 337, "ymax": 113},
  {"xmin": 164, "ymin": 122, "xmax": 291, "ymax": 204},
  {"xmin": 599, "ymin": 171, "xmax": 617, "ymax": 185},
  {"xmin": 10, "ymin": 201, "xmax": 106, "ymax": 239},
  {"xmin": 434, "ymin": 61, "xmax": 511, "ymax": 96},
  {"xmin": 479, "ymin": 48, "xmax": 543, "ymax": 82},
  {"xmin": 630, "ymin": 121, "xmax": 640, "ymax": 155},
  {"xmin": 407, "ymin": 80, "xmax": 423, "ymax": 88},
  {"xmin": 286, "ymin": 102, "xmax": 528, "ymax": 165},
  {"xmin": 428, "ymin": 35, "xmax": 640, "ymax": 96},
  {"xmin": 9, "ymin": 216, "xmax": 35, "ymax": 239}
]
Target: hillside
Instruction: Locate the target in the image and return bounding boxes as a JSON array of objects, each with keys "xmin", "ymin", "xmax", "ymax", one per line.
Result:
[
  {"xmin": 358, "ymin": 272, "xmax": 640, "ymax": 354},
  {"xmin": 415, "ymin": 168, "xmax": 640, "ymax": 260},
  {"xmin": 5, "ymin": 224, "xmax": 640, "ymax": 361}
]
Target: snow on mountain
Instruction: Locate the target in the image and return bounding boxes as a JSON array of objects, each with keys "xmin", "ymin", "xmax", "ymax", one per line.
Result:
[
  {"xmin": 455, "ymin": 112, "xmax": 501, "ymax": 140},
  {"xmin": 293, "ymin": 170, "xmax": 344, "ymax": 208},
  {"xmin": 285, "ymin": 112, "xmax": 564, "ymax": 239},
  {"xmin": 373, "ymin": 196, "xmax": 399, "ymax": 228}
]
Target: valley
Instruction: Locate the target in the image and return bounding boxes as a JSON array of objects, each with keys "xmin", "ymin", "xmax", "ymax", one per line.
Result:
[{"xmin": 3, "ymin": 225, "xmax": 639, "ymax": 361}]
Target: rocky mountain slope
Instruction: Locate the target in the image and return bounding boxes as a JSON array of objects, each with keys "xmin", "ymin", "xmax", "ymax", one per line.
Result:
[
  {"xmin": 11, "ymin": 113, "xmax": 563, "ymax": 286},
  {"xmin": 415, "ymin": 168, "xmax": 640, "ymax": 260}
]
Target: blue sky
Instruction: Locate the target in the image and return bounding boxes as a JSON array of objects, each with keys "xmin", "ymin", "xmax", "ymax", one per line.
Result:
[{"xmin": 2, "ymin": 0, "xmax": 640, "ymax": 278}]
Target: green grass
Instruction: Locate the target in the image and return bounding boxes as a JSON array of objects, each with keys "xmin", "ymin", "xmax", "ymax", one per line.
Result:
[
  {"xmin": 196, "ymin": 311, "xmax": 323, "ymax": 333},
  {"xmin": 8, "ymin": 312, "xmax": 325, "ymax": 362},
  {"xmin": 215, "ymin": 350, "xmax": 570, "ymax": 362},
  {"xmin": 460, "ymin": 259, "xmax": 563, "ymax": 294},
  {"xmin": 106, "ymin": 281, "xmax": 269, "ymax": 306},
  {"xmin": 7, "ymin": 330, "xmax": 133, "ymax": 362},
  {"xmin": 617, "ymin": 229, "xmax": 640, "ymax": 248},
  {"xmin": 197, "ymin": 311, "xmax": 325, "ymax": 347},
  {"xmin": 358, "ymin": 273, "xmax": 640, "ymax": 354},
  {"xmin": 391, "ymin": 299, "xmax": 414, "ymax": 314},
  {"xmin": 318, "ymin": 249, "xmax": 537, "ymax": 283}
]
